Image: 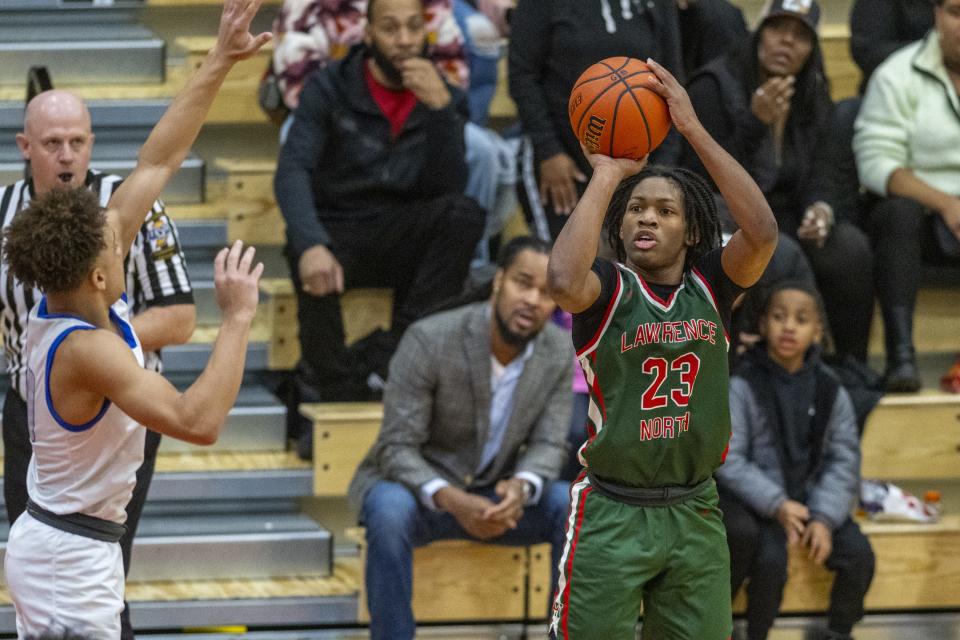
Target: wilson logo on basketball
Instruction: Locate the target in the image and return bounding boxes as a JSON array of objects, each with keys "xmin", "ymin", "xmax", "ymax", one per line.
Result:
[{"xmin": 584, "ymin": 115, "xmax": 606, "ymax": 153}]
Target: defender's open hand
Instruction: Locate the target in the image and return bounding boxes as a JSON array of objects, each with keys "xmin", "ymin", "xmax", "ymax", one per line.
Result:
[
  {"xmin": 214, "ymin": 240, "xmax": 264, "ymax": 323},
  {"xmin": 213, "ymin": 0, "xmax": 272, "ymax": 62}
]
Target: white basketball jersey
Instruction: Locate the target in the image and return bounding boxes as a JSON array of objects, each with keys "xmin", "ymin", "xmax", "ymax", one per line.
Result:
[{"xmin": 24, "ymin": 296, "xmax": 146, "ymax": 524}]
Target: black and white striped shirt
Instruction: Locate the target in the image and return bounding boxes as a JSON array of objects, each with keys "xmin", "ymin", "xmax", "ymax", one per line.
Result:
[{"xmin": 0, "ymin": 170, "xmax": 194, "ymax": 399}]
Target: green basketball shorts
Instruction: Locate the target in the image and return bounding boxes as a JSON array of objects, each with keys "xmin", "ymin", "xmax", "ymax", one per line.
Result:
[{"xmin": 549, "ymin": 476, "xmax": 732, "ymax": 640}]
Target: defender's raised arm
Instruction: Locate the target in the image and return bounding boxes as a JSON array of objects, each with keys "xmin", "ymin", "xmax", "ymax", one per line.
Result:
[{"xmin": 109, "ymin": 0, "xmax": 271, "ymax": 252}]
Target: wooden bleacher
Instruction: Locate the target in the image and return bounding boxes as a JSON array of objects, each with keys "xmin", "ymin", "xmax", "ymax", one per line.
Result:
[
  {"xmin": 300, "ymin": 370, "xmax": 960, "ymax": 620},
  {"xmin": 346, "ymin": 528, "xmax": 552, "ymax": 623}
]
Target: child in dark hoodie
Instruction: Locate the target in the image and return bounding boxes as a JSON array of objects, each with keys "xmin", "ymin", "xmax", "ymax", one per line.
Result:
[{"xmin": 715, "ymin": 280, "xmax": 875, "ymax": 640}]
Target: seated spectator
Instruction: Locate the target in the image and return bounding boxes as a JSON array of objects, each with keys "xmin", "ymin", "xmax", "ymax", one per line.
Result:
[
  {"xmin": 471, "ymin": 0, "xmax": 513, "ymax": 37},
  {"xmin": 716, "ymin": 280, "xmax": 875, "ymax": 640},
  {"xmin": 451, "ymin": 0, "xmax": 502, "ymax": 125},
  {"xmin": 850, "ymin": 0, "xmax": 933, "ymax": 89},
  {"xmin": 274, "ymin": 0, "xmax": 485, "ymax": 446},
  {"xmin": 681, "ymin": 0, "xmax": 876, "ymax": 364},
  {"xmin": 272, "ymin": 0, "xmax": 468, "ymax": 113},
  {"xmin": 272, "ymin": 0, "xmax": 516, "ymax": 256},
  {"xmin": 508, "ymin": 0, "xmax": 683, "ymax": 240},
  {"xmin": 853, "ymin": 0, "xmax": 960, "ymax": 391},
  {"xmin": 676, "ymin": 0, "xmax": 748, "ymax": 79},
  {"xmin": 347, "ymin": 236, "xmax": 572, "ymax": 640}
]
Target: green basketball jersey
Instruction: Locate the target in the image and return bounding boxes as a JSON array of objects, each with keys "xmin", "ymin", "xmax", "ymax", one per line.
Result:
[{"xmin": 576, "ymin": 261, "xmax": 733, "ymax": 488}]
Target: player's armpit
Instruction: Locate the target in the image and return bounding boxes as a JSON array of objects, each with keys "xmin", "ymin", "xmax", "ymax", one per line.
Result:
[
  {"xmin": 60, "ymin": 329, "xmax": 214, "ymax": 445},
  {"xmin": 547, "ymin": 269, "xmax": 603, "ymax": 313}
]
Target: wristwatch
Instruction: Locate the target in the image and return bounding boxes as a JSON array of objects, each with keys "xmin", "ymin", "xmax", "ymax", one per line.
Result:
[{"xmin": 520, "ymin": 479, "xmax": 534, "ymax": 503}]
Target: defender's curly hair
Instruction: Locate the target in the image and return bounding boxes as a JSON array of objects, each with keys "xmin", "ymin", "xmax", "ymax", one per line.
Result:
[
  {"xmin": 604, "ymin": 165, "xmax": 722, "ymax": 269},
  {"xmin": 3, "ymin": 187, "xmax": 107, "ymax": 294}
]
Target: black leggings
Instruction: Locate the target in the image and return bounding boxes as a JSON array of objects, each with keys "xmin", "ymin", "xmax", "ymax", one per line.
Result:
[
  {"xmin": 869, "ymin": 196, "xmax": 957, "ymax": 311},
  {"xmin": 3, "ymin": 388, "xmax": 161, "ymax": 640},
  {"xmin": 803, "ymin": 221, "xmax": 875, "ymax": 362},
  {"xmin": 288, "ymin": 194, "xmax": 485, "ymax": 402},
  {"xmin": 721, "ymin": 491, "xmax": 875, "ymax": 640}
]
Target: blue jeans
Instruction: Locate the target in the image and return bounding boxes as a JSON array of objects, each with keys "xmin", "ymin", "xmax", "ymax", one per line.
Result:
[{"xmin": 361, "ymin": 479, "xmax": 571, "ymax": 640}]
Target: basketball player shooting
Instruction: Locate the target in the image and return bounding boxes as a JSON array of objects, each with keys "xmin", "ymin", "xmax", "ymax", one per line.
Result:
[
  {"xmin": 0, "ymin": 2, "xmax": 270, "ymax": 637},
  {"xmin": 545, "ymin": 59, "xmax": 778, "ymax": 639}
]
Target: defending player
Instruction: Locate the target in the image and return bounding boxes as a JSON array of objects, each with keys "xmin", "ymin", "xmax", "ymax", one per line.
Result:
[
  {"xmin": 546, "ymin": 59, "xmax": 779, "ymax": 639},
  {"xmin": 0, "ymin": 1, "xmax": 270, "ymax": 637}
]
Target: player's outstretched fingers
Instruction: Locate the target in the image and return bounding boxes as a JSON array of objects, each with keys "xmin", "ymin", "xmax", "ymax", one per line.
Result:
[
  {"xmin": 217, "ymin": 0, "xmax": 271, "ymax": 61},
  {"xmin": 225, "ymin": 239, "xmax": 244, "ymax": 273},
  {"xmin": 237, "ymin": 243, "xmax": 256, "ymax": 275},
  {"xmin": 644, "ymin": 58, "xmax": 700, "ymax": 136},
  {"xmin": 645, "ymin": 58, "xmax": 681, "ymax": 91},
  {"xmin": 214, "ymin": 246, "xmax": 229, "ymax": 282},
  {"xmin": 250, "ymin": 260, "xmax": 265, "ymax": 284}
]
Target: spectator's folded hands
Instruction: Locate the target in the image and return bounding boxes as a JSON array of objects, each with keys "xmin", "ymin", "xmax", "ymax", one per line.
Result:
[
  {"xmin": 482, "ymin": 478, "xmax": 527, "ymax": 528},
  {"xmin": 775, "ymin": 499, "xmax": 809, "ymax": 545},
  {"xmin": 802, "ymin": 520, "xmax": 833, "ymax": 565},
  {"xmin": 437, "ymin": 487, "xmax": 509, "ymax": 540}
]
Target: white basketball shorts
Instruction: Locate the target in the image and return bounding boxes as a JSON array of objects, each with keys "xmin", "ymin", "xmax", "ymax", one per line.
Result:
[{"xmin": 4, "ymin": 512, "xmax": 124, "ymax": 639}]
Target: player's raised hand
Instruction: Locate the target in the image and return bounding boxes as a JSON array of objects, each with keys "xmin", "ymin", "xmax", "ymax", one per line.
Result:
[
  {"xmin": 214, "ymin": 240, "xmax": 264, "ymax": 323},
  {"xmin": 642, "ymin": 58, "xmax": 701, "ymax": 138},
  {"xmin": 213, "ymin": 0, "xmax": 272, "ymax": 62},
  {"xmin": 579, "ymin": 143, "xmax": 646, "ymax": 181}
]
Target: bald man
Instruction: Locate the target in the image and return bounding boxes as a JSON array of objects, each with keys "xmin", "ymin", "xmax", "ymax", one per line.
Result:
[{"xmin": 1, "ymin": 90, "xmax": 196, "ymax": 640}]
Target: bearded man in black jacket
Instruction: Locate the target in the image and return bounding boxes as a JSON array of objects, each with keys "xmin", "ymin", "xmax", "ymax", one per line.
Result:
[{"xmin": 274, "ymin": 0, "xmax": 485, "ymax": 449}]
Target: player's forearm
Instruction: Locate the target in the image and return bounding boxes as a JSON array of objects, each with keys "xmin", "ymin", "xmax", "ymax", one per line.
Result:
[
  {"xmin": 137, "ymin": 52, "xmax": 233, "ymax": 179},
  {"xmin": 174, "ymin": 315, "xmax": 251, "ymax": 444},
  {"xmin": 116, "ymin": 51, "xmax": 239, "ymax": 248},
  {"xmin": 132, "ymin": 304, "xmax": 197, "ymax": 353},
  {"xmin": 684, "ymin": 122, "xmax": 778, "ymax": 247},
  {"xmin": 886, "ymin": 168, "xmax": 955, "ymax": 213},
  {"xmin": 548, "ymin": 166, "xmax": 620, "ymax": 300}
]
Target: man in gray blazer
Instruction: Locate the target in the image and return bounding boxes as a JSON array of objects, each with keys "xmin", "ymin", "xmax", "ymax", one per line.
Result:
[{"xmin": 348, "ymin": 236, "xmax": 573, "ymax": 640}]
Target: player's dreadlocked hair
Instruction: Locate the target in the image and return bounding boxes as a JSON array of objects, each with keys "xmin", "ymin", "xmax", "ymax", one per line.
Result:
[
  {"xmin": 604, "ymin": 164, "xmax": 722, "ymax": 269},
  {"xmin": 3, "ymin": 187, "xmax": 107, "ymax": 294}
]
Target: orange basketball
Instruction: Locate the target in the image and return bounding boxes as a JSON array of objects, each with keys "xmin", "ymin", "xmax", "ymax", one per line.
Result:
[{"xmin": 568, "ymin": 57, "xmax": 672, "ymax": 160}]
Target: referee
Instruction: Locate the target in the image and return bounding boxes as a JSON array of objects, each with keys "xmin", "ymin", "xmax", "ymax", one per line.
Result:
[{"xmin": 0, "ymin": 89, "xmax": 195, "ymax": 640}]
